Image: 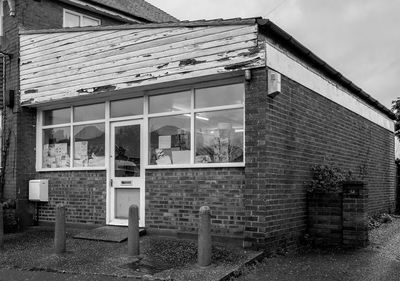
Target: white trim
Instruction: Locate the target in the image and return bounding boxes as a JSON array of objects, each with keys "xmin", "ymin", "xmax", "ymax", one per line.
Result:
[
  {"xmin": 109, "ymin": 119, "xmax": 145, "ymax": 227},
  {"xmin": 266, "ymin": 42, "xmax": 394, "ymax": 132},
  {"xmin": 105, "ymin": 100, "xmax": 111, "ymax": 224},
  {"xmin": 36, "ymin": 81, "xmax": 246, "ymax": 172},
  {"xmin": 63, "ymin": 8, "xmax": 101, "ymax": 28},
  {"xmin": 145, "ymin": 163, "xmax": 245, "ymax": 169},
  {"xmin": 62, "ymin": 0, "xmax": 139, "ymax": 23}
]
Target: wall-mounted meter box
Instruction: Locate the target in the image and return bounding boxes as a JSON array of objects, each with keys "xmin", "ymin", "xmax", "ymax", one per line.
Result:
[{"xmin": 29, "ymin": 179, "xmax": 49, "ymax": 202}]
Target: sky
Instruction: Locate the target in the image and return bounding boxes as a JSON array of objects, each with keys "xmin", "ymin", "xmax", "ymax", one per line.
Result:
[{"xmin": 146, "ymin": 0, "xmax": 399, "ymax": 110}]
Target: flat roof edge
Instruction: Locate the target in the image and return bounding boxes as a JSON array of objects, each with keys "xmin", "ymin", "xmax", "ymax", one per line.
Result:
[{"xmin": 257, "ymin": 18, "xmax": 395, "ymax": 120}]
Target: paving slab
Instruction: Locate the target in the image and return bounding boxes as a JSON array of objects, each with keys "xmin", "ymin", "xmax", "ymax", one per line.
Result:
[
  {"xmin": 0, "ymin": 227, "xmax": 262, "ymax": 281},
  {"xmin": 73, "ymin": 226, "xmax": 146, "ymax": 242}
]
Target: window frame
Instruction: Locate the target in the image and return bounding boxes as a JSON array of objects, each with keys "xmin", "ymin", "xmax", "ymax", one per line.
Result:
[
  {"xmin": 36, "ymin": 82, "xmax": 245, "ymax": 171},
  {"xmin": 63, "ymin": 9, "xmax": 101, "ymax": 28}
]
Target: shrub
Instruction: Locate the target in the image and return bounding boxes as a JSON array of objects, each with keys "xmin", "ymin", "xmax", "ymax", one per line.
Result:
[{"xmin": 307, "ymin": 164, "xmax": 350, "ymax": 193}]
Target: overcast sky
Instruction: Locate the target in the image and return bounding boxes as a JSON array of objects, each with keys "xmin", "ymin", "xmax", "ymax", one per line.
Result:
[{"xmin": 146, "ymin": 0, "xmax": 399, "ymax": 109}]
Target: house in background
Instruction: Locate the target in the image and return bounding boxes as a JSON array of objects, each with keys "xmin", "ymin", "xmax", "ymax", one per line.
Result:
[
  {"xmin": 0, "ymin": 0, "xmax": 175, "ymax": 230},
  {"xmin": 0, "ymin": 0, "xmax": 397, "ymax": 250}
]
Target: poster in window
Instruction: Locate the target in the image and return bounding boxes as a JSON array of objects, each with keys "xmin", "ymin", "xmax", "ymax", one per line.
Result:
[{"xmin": 74, "ymin": 141, "xmax": 88, "ymax": 167}]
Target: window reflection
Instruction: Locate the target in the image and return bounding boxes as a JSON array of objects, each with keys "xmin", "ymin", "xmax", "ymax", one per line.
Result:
[
  {"xmin": 195, "ymin": 84, "xmax": 244, "ymax": 108},
  {"xmin": 149, "ymin": 91, "xmax": 190, "ymax": 114},
  {"xmin": 74, "ymin": 103, "xmax": 105, "ymax": 122},
  {"xmin": 149, "ymin": 115, "xmax": 190, "ymax": 165},
  {"xmin": 195, "ymin": 109, "xmax": 243, "ymax": 163},
  {"xmin": 114, "ymin": 125, "xmax": 141, "ymax": 177},
  {"xmin": 42, "ymin": 127, "xmax": 71, "ymax": 168},
  {"xmin": 43, "ymin": 108, "xmax": 70, "ymax": 125},
  {"xmin": 73, "ymin": 124, "xmax": 105, "ymax": 167}
]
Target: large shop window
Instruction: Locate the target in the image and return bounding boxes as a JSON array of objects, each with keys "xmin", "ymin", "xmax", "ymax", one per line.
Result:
[
  {"xmin": 41, "ymin": 104, "xmax": 105, "ymax": 169},
  {"xmin": 148, "ymin": 83, "xmax": 244, "ymax": 166},
  {"xmin": 38, "ymin": 83, "xmax": 244, "ymax": 170}
]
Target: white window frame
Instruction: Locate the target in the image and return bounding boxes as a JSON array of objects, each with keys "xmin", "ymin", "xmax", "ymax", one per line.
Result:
[
  {"xmin": 63, "ymin": 9, "xmax": 101, "ymax": 28},
  {"xmin": 36, "ymin": 82, "xmax": 245, "ymax": 172}
]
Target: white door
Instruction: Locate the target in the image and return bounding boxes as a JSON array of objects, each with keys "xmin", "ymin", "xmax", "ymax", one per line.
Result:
[{"xmin": 109, "ymin": 120, "xmax": 145, "ymax": 227}]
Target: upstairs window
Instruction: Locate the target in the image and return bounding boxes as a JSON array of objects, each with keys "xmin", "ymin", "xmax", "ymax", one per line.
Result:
[{"xmin": 63, "ymin": 9, "xmax": 101, "ymax": 28}]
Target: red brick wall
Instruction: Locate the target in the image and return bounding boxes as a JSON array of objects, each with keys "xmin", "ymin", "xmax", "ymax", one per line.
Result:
[
  {"xmin": 244, "ymin": 68, "xmax": 395, "ymax": 250},
  {"xmin": 145, "ymin": 168, "xmax": 245, "ymax": 239},
  {"xmin": 36, "ymin": 171, "xmax": 107, "ymax": 225}
]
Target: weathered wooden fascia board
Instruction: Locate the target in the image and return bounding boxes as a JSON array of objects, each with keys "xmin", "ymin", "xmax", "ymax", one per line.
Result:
[
  {"xmin": 20, "ymin": 26, "xmax": 256, "ymax": 83},
  {"xmin": 22, "ymin": 45, "xmax": 265, "ymax": 102},
  {"xmin": 22, "ymin": 44, "xmax": 263, "ymax": 95},
  {"xmin": 21, "ymin": 33, "xmax": 258, "ymax": 89},
  {"xmin": 22, "ymin": 63, "xmax": 263, "ymax": 106},
  {"xmin": 265, "ymin": 42, "xmax": 394, "ymax": 131},
  {"xmin": 20, "ymin": 25, "xmax": 255, "ymax": 71},
  {"xmin": 21, "ymin": 35, "xmax": 256, "ymax": 86}
]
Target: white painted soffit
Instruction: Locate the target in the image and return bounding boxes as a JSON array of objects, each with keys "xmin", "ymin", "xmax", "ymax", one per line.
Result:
[{"xmin": 266, "ymin": 42, "xmax": 394, "ymax": 132}]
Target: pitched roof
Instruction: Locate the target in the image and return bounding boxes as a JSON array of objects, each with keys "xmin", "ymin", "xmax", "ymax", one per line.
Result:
[{"xmin": 87, "ymin": 0, "xmax": 177, "ymax": 23}]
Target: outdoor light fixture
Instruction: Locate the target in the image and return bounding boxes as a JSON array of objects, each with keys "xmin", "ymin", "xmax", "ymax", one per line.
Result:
[{"xmin": 245, "ymin": 69, "xmax": 252, "ymax": 81}]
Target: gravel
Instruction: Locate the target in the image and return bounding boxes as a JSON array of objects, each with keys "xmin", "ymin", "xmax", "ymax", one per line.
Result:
[
  {"xmin": 0, "ymin": 226, "xmax": 260, "ymax": 281},
  {"xmin": 232, "ymin": 217, "xmax": 400, "ymax": 281}
]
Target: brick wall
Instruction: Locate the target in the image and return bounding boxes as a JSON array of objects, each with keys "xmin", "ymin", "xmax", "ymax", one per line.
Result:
[
  {"xmin": 244, "ymin": 67, "xmax": 395, "ymax": 250},
  {"xmin": 36, "ymin": 171, "xmax": 107, "ymax": 225},
  {"xmin": 0, "ymin": 0, "xmax": 127, "ymax": 227},
  {"xmin": 145, "ymin": 168, "xmax": 245, "ymax": 239}
]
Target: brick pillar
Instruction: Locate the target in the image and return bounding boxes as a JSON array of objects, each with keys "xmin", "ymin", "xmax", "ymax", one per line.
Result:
[
  {"xmin": 307, "ymin": 191, "xmax": 343, "ymax": 246},
  {"xmin": 342, "ymin": 181, "xmax": 368, "ymax": 247}
]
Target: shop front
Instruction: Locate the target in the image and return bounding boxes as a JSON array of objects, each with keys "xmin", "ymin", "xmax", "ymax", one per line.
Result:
[{"xmin": 35, "ymin": 82, "xmax": 245, "ymax": 227}]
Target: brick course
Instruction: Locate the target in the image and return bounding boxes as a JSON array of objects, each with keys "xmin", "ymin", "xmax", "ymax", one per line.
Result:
[
  {"xmin": 0, "ymin": 1, "xmax": 394, "ymax": 251},
  {"xmin": 0, "ymin": 0, "xmax": 127, "ymax": 227},
  {"xmin": 145, "ymin": 168, "xmax": 245, "ymax": 239},
  {"xmin": 244, "ymin": 68, "xmax": 395, "ymax": 250},
  {"xmin": 36, "ymin": 171, "xmax": 107, "ymax": 225}
]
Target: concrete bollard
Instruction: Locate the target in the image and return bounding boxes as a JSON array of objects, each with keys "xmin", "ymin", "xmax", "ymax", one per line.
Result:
[
  {"xmin": 54, "ymin": 204, "xmax": 66, "ymax": 254},
  {"xmin": 128, "ymin": 204, "xmax": 140, "ymax": 256},
  {"xmin": 0, "ymin": 204, "xmax": 3, "ymax": 250},
  {"xmin": 198, "ymin": 206, "xmax": 212, "ymax": 267}
]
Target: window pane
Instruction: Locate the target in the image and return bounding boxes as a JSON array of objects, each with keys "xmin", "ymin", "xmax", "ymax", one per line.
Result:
[
  {"xmin": 149, "ymin": 91, "xmax": 190, "ymax": 114},
  {"xmin": 43, "ymin": 108, "xmax": 70, "ymax": 125},
  {"xmin": 110, "ymin": 98, "xmax": 143, "ymax": 118},
  {"xmin": 115, "ymin": 188, "xmax": 140, "ymax": 219},
  {"xmin": 114, "ymin": 124, "xmax": 141, "ymax": 177},
  {"xmin": 73, "ymin": 123, "xmax": 105, "ymax": 167},
  {"xmin": 149, "ymin": 115, "xmax": 190, "ymax": 165},
  {"xmin": 74, "ymin": 103, "xmax": 105, "ymax": 122},
  {"xmin": 42, "ymin": 127, "xmax": 71, "ymax": 168},
  {"xmin": 195, "ymin": 84, "xmax": 244, "ymax": 108},
  {"xmin": 64, "ymin": 12, "xmax": 80, "ymax": 27},
  {"xmin": 195, "ymin": 109, "xmax": 243, "ymax": 163},
  {"xmin": 82, "ymin": 16, "xmax": 100, "ymax": 27}
]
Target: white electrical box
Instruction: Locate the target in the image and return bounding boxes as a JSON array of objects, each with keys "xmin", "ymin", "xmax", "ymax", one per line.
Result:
[
  {"xmin": 29, "ymin": 179, "xmax": 49, "ymax": 202},
  {"xmin": 268, "ymin": 69, "xmax": 282, "ymax": 98}
]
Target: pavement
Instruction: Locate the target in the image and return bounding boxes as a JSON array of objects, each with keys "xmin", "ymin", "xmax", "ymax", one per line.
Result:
[
  {"xmin": 2, "ymin": 218, "xmax": 400, "ymax": 281},
  {"xmin": 0, "ymin": 226, "xmax": 262, "ymax": 281},
  {"xmin": 233, "ymin": 217, "xmax": 400, "ymax": 281},
  {"xmin": 0, "ymin": 269, "xmax": 140, "ymax": 281}
]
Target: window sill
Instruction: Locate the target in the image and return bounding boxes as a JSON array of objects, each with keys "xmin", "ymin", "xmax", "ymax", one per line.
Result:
[
  {"xmin": 144, "ymin": 163, "xmax": 245, "ymax": 169},
  {"xmin": 37, "ymin": 167, "xmax": 106, "ymax": 172}
]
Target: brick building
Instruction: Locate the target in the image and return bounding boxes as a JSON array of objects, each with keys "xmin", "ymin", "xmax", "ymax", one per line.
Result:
[{"xmin": 0, "ymin": 1, "xmax": 396, "ymax": 250}]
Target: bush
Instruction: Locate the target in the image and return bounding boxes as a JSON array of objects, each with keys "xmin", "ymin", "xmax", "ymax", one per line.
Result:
[{"xmin": 307, "ymin": 164, "xmax": 350, "ymax": 193}]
